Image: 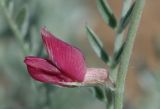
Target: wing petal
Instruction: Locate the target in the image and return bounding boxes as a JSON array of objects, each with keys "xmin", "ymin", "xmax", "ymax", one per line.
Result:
[{"xmin": 24, "ymin": 56, "xmax": 73, "ymax": 84}]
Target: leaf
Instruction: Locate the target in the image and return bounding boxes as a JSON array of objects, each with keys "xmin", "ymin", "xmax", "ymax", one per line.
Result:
[
  {"xmin": 93, "ymin": 86, "xmax": 105, "ymax": 101},
  {"xmin": 118, "ymin": 2, "xmax": 136, "ymax": 33},
  {"xmin": 16, "ymin": 7, "xmax": 27, "ymax": 28},
  {"xmin": 92, "ymin": 86, "xmax": 114, "ymax": 106},
  {"xmin": 30, "ymin": 26, "xmax": 41, "ymax": 55},
  {"xmin": 112, "ymin": 42, "xmax": 125, "ymax": 68},
  {"xmin": 97, "ymin": 0, "xmax": 117, "ymax": 29},
  {"xmin": 86, "ymin": 26, "xmax": 110, "ymax": 64},
  {"xmin": 15, "ymin": 6, "xmax": 29, "ymax": 38},
  {"xmin": 7, "ymin": 0, "xmax": 14, "ymax": 15},
  {"xmin": 105, "ymin": 88, "xmax": 114, "ymax": 108},
  {"xmin": 30, "ymin": 27, "xmax": 45, "ymax": 57}
]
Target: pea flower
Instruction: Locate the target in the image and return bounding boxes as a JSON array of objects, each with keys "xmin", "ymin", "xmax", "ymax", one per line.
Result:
[{"xmin": 24, "ymin": 27, "xmax": 109, "ymax": 87}]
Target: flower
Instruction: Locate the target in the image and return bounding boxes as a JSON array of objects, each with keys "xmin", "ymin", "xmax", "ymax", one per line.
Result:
[{"xmin": 24, "ymin": 27, "xmax": 109, "ymax": 87}]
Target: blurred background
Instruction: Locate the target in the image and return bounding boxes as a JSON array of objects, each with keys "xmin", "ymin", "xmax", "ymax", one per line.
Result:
[{"xmin": 0, "ymin": 0, "xmax": 160, "ymax": 109}]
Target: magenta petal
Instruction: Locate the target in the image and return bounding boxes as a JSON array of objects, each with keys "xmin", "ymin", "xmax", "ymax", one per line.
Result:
[
  {"xmin": 27, "ymin": 66, "xmax": 73, "ymax": 85},
  {"xmin": 41, "ymin": 27, "xmax": 86, "ymax": 82},
  {"xmin": 27, "ymin": 65, "xmax": 61, "ymax": 84},
  {"xmin": 24, "ymin": 56, "xmax": 61, "ymax": 74},
  {"xmin": 24, "ymin": 56, "xmax": 73, "ymax": 84}
]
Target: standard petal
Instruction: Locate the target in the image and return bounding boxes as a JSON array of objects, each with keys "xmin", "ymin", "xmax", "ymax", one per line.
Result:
[
  {"xmin": 83, "ymin": 68, "xmax": 109, "ymax": 85},
  {"xmin": 41, "ymin": 27, "xmax": 86, "ymax": 82}
]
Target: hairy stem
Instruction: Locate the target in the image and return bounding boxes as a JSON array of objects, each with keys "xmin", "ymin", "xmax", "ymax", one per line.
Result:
[
  {"xmin": 114, "ymin": 0, "xmax": 132, "ymax": 54},
  {"xmin": 114, "ymin": 0, "xmax": 145, "ymax": 109},
  {"xmin": 106, "ymin": 1, "xmax": 133, "ymax": 109},
  {"xmin": 111, "ymin": 0, "xmax": 133, "ymax": 82}
]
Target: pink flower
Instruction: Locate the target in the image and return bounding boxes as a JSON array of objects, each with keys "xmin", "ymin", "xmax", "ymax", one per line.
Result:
[{"xmin": 24, "ymin": 27, "xmax": 109, "ymax": 87}]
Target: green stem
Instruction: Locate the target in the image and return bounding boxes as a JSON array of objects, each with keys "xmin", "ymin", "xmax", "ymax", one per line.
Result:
[
  {"xmin": 106, "ymin": 1, "xmax": 133, "ymax": 109},
  {"xmin": 44, "ymin": 85, "xmax": 52, "ymax": 108},
  {"xmin": 111, "ymin": 0, "xmax": 133, "ymax": 81},
  {"xmin": 113, "ymin": 0, "xmax": 132, "ymax": 53},
  {"xmin": 114, "ymin": 0, "xmax": 145, "ymax": 109},
  {"xmin": 0, "ymin": 0, "xmax": 28, "ymax": 56},
  {"xmin": 1, "ymin": 1, "xmax": 53, "ymax": 108}
]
